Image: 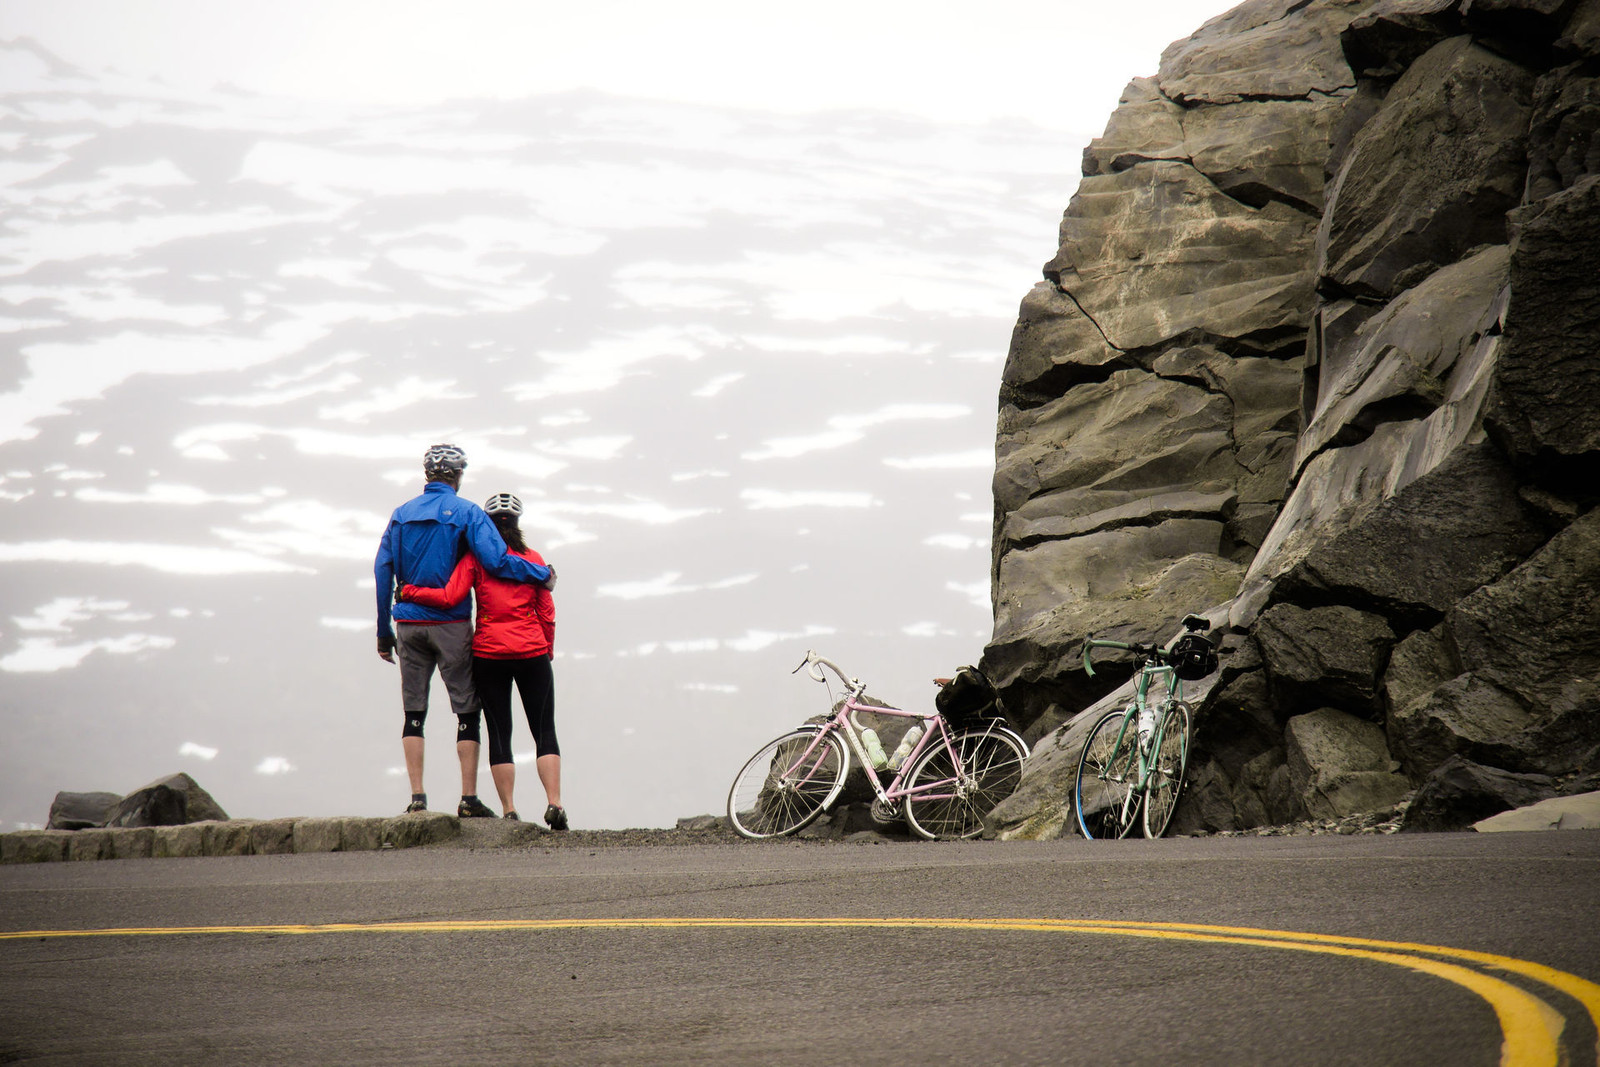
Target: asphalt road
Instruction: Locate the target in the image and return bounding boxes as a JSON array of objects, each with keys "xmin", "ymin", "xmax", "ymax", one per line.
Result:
[{"xmin": 2, "ymin": 829, "xmax": 1598, "ymax": 1065}]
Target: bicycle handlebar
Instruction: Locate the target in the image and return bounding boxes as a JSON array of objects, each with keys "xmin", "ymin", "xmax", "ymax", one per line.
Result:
[
  {"xmin": 794, "ymin": 650, "xmax": 863, "ymax": 693},
  {"xmin": 1081, "ymin": 636, "xmax": 1166, "ymax": 678}
]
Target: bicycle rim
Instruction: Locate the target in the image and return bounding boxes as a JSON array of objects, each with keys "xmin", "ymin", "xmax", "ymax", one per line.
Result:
[
  {"xmin": 1074, "ymin": 710, "xmax": 1140, "ymax": 839},
  {"xmin": 1143, "ymin": 701, "xmax": 1191, "ymax": 839},
  {"xmin": 726, "ymin": 729, "xmax": 847, "ymax": 839},
  {"xmin": 903, "ymin": 725, "xmax": 1028, "ymax": 840}
]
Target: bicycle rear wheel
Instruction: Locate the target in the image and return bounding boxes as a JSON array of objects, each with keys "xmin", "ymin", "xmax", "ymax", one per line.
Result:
[
  {"xmin": 1074, "ymin": 710, "xmax": 1140, "ymax": 839},
  {"xmin": 1142, "ymin": 701, "xmax": 1192, "ymax": 839},
  {"xmin": 726, "ymin": 728, "xmax": 848, "ymax": 839},
  {"xmin": 903, "ymin": 725, "xmax": 1028, "ymax": 840}
]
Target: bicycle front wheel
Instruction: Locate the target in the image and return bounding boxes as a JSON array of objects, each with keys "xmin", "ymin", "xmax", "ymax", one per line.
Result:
[
  {"xmin": 727, "ymin": 728, "xmax": 848, "ymax": 839},
  {"xmin": 1142, "ymin": 701, "xmax": 1192, "ymax": 839},
  {"xmin": 903, "ymin": 725, "xmax": 1028, "ymax": 840},
  {"xmin": 1074, "ymin": 710, "xmax": 1140, "ymax": 839}
]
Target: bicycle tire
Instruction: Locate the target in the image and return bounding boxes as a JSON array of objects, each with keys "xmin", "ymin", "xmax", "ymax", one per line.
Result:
[
  {"xmin": 1074, "ymin": 709, "xmax": 1140, "ymax": 839},
  {"xmin": 726, "ymin": 728, "xmax": 848, "ymax": 839},
  {"xmin": 1142, "ymin": 700, "xmax": 1192, "ymax": 839},
  {"xmin": 903, "ymin": 724, "xmax": 1028, "ymax": 840}
]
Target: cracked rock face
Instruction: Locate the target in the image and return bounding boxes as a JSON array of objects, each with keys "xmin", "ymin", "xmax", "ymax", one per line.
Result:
[{"xmin": 987, "ymin": 0, "xmax": 1600, "ymax": 838}]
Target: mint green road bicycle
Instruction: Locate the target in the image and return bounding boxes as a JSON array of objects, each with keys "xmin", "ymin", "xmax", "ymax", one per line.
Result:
[{"xmin": 1073, "ymin": 615, "xmax": 1216, "ymax": 839}]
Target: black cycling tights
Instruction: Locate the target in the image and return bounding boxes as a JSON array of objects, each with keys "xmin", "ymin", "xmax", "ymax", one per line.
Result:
[{"xmin": 474, "ymin": 654, "xmax": 558, "ymax": 767}]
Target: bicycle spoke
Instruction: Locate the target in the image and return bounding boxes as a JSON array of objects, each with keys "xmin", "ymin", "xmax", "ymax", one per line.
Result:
[
  {"xmin": 1074, "ymin": 710, "xmax": 1140, "ymax": 839},
  {"xmin": 727, "ymin": 729, "xmax": 848, "ymax": 839},
  {"xmin": 1142, "ymin": 701, "xmax": 1191, "ymax": 839},
  {"xmin": 903, "ymin": 726, "xmax": 1028, "ymax": 840}
]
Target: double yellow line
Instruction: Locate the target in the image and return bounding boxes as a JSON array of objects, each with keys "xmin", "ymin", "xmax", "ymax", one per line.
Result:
[{"xmin": 6, "ymin": 917, "xmax": 1596, "ymax": 1066}]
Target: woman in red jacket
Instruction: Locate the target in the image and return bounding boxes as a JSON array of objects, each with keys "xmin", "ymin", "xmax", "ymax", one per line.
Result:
[{"xmin": 401, "ymin": 493, "xmax": 566, "ymax": 830}]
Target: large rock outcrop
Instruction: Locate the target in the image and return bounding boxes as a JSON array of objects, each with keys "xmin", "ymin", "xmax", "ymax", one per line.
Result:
[{"xmin": 987, "ymin": 0, "xmax": 1600, "ymax": 837}]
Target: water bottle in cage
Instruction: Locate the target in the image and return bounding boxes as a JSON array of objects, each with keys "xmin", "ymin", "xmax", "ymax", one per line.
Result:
[
  {"xmin": 887, "ymin": 725, "xmax": 924, "ymax": 771},
  {"xmin": 859, "ymin": 728, "xmax": 888, "ymax": 769},
  {"xmin": 1136, "ymin": 704, "xmax": 1155, "ymax": 747}
]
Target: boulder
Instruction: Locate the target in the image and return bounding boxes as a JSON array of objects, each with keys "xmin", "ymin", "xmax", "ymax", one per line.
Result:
[
  {"xmin": 1489, "ymin": 174, "xmax": 1600, "ymax": 479},
  {"xmin": 1560, "ymin": 0, "xmax": 1600, "ymax": 57},
  {"xmin": 1317, "ymin": 35, "xmax": 1536, "ymax": 301},
  {"xmin": 46, "ymin": 791, "xmax": 122, "ymax": 831},
  {"xmin": 103, "ymin": 772, "xmax": 229, "ymax": 828},
  {"xmin": 1473, "ymin": 789, "xmax": 1600, "ymax": 831},
  {"xmin": 1274, "ymin": 442, "xmax": 1544, "ymax": 624},
  {"xmin": 1401, "ymin": 754, "xmax": 1557, "ymax": 831},
  {"xmin": 1524, "ymin": 65, "xmax": 1600, "ymax": 201},
  {"xmin": 1285, "ymin": 707, "xmax": 1413, "ymax": 819},
  {"xmin": 1387, "ymin": 672, "xmax": 1535, "ymax": 776},
  {"xmin": 1255, "ymin": 603, "xmax": 1397, "ymax": 716},
  {"xmin": 1447, "ymin": 506, "xmax": 1600, "ymax": 710},
  {"xmin": 1383, "ymin": 624, "xmax": 1460, "ymax": 713},
  {"xmin": 1341, "ymin": 4, "xmax": 1465, "ymax": 83}
]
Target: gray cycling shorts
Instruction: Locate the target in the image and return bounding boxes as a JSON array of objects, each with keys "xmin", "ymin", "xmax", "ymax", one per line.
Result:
[{"xmin": 396, "ymin": 621, "xmax": 480, "ymax": 736}]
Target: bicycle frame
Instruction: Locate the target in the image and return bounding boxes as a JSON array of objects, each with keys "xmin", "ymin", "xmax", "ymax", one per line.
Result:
[
  {"xmin": 788, "ymin": 651, "xmax": 992, "ymax": 807},
  {"xmin": 1081, "ymin": 639, "xmax": 1185, "ymax": 805}
]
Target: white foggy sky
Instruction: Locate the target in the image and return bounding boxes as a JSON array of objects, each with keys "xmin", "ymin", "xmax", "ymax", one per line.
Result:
[{"xmin": 2, "ymin": 0, "xmax": 1234, "ymax": 129}]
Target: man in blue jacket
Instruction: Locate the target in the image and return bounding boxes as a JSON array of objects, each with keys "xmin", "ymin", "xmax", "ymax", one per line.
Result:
[{"xmin": 374, "ymin": 444, "xmax": 553, "ymax": 818}]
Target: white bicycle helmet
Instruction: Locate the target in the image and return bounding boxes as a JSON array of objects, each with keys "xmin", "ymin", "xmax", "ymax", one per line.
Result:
[
  {"xmin": 422, "ymin": 443, "xmax": 467, "ymax": 477},
  {"xmin": 483, "ymin": 492, "xmax": 522, "ymax": 517}
]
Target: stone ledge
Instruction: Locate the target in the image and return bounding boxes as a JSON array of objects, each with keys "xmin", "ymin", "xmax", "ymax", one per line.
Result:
[{"xmin": 0, "ymin": 813, "xmax": 460, "ymax": 864}]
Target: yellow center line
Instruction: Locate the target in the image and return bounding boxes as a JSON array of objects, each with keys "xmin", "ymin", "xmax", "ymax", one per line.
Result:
[{"xmin": 4, "ymin": 916, "xmax": 1589, "ymax": 1067}]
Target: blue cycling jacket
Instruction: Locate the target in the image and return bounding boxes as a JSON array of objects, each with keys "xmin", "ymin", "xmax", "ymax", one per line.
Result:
[{"xmin": 374, "ymin": 482, "xmax": 552, "ymax": 639}]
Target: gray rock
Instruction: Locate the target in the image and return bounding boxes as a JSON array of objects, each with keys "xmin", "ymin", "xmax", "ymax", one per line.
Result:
[
  {"xmin": 1275, "ymin": 442, "xmax": 1544, "ymax": 622},
  {"xmin": 1388, "ymin": 672, "xmax": 1534, "ymax": 777},
  {"xmin": 1296, "ymin": 246, "xmax": 1509, "ymax": 478},
  {"xmin": 1046, "ymin": 162, "xmax": 1319, "ymax": 353},
  {"xmin": 1085, "ymin": 77, "xmax": 1344, "ymax": 213},
  {"xmin": 1448, "ymin": 506, "xmax": 1600, "ymax": 711},
  {"xmin": 1157, "ymin": 0, "xmax": 1375, "ymax": 104},
  {"xmin": 1473, "ymin": 789, "xmax": 1600, "ymax": 831},
  {"xmin": 1524, "ymin": 65, "xmax": 1600, "ymax": 201},
  {"xmin": 46, "ymin": 791, "xmax": 122, "ymax": 831},
  {"xmin": 152, "ymin": 823, "xmax": 210, "ymax": 859},
  {"xmin": 1560, "ymin": 0, "xmax": 1600, "ymax": 57},
  {"xmin": 103, "ymin": 772, "xmax": 229, "ymax": 828},
  {"xmin": 292, "ymin": 817, "xmax": 345, "ymax": 853},
  {"xmin": 380, "ymin": 811, "xmax": 460, "ymax": 850},
  {"xmin": 69, "ymin": 828, "xmax": 156, "ymax": 862},
  {"xmin": 1341, "ymin": 4, "xmax": 1464, "ymax": 83},
  {"xmin": 1318, "ymin": 35, "xmax": 1535, "ymax": 301},
  {"xmin": 985, "ymin": 550, "xmax": 1241, "ymax": 726},
  {"xmin": 249, "ymin": 817, "xmax": 297, "ymax": 855},
  {"xmin": 1285, "ymin": 707, "xmax": 1412, "ymax": 819},
  {"xmin": 1383, "ymin": 624, "xmax": 1460, "ymax": 713},
  {"xmin": 1489, "ymin": 174, "xmax": 1600, "ymax": 478},
  {"xmin": 999, "ymin": 282, "xmax": 1119, "ymax": 406},
  {"xmin": 0, "ymin": 830, "xmax": 72, "ymax": 864},
  {"xmin": 1402, "ymin": 755, "xmax": 1557, "ymax": 831},
  {"xmin": 1256, "ymin": 604, "xmax": 1397, "ymax": 716}
]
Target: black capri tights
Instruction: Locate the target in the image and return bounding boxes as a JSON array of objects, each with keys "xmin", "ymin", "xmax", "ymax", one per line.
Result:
[{"xmin": 474, "ymin": 654, "xmax": 558, "ymax": 767}]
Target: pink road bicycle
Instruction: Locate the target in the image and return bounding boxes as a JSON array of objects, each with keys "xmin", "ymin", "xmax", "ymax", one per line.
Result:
[{"xmin": 726, "ymin": 650, "xmax": 1029, "ymax": 840}]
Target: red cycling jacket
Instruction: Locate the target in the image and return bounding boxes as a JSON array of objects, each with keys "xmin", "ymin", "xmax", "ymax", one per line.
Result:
[{"xmin": 401, "ymin": 548, "xmax": 554, "ymax": 660}]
